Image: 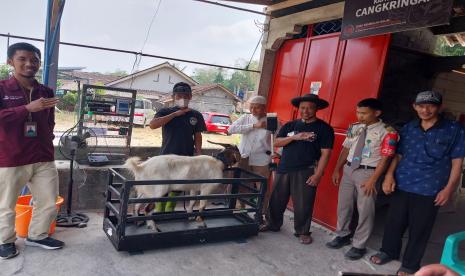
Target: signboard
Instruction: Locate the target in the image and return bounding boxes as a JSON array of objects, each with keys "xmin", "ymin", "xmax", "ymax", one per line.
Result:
[
  {"xmin": 56, "ymin": 89, "xmax": 65, "ymax": 96},
  {"xmin": 310, "ymin": 81, "xmax": 322, "ymax": 95},
  {"xmin": 341, "ymin": 0, "xmax": 454, "ymax": 40}
]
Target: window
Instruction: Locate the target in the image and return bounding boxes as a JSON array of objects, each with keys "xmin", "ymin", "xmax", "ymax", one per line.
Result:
[
  {"xmin": 211, "ymin": 115, "xmax": 231, "ymax": 125},
  {"xmin": 168, "ymin": 75, "xmax": 174, "ymax": 84},
  {"xmin": 144, "ymin": 101, "xmax": 152, "ymax": 109},
  {"xmin": 135, "ymin": 100, "xmax": 144, "ymax": 109},
  {"xmin": 153, "ymin": 73, "xmax": 160, "ymax": 82},
  {"xmin": 312, "ymin": 19, "xmax": 342, "ymax": 36}
]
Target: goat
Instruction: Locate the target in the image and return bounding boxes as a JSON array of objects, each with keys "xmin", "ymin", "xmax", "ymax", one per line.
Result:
[
  {"xmin": 125, "ymin": 154, "xmax": 225, "ymax": 231},
  {"xmin": 207, "ymin": 140, "xmax": 241, "ymax": 168}
]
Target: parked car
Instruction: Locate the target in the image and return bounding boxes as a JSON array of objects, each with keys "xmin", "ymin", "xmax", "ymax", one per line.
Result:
[
  {"xmin": 133, "ymin": 99, "xmax": 155, "ymax": 127},
  {"xmin": 202, "ymin": 112, "xmax": 231, "ymax": 134},
  {"xmin": 97, "ymin": 98, "xmax": 155, "ymax": 127}
]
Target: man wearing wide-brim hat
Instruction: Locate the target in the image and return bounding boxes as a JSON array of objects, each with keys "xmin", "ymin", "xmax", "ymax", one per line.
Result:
[{"xmin": 261, "ymin": 93, "xmax": 334, "ymax": 245}]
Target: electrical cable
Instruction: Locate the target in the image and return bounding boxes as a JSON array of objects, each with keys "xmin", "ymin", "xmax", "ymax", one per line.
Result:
[
  {"xmin": 0, "ymin": 33, "xmax": 260, "ymax": 73},
  {"xmin": 130, "ymin": 0, "xmax": 163, "ymax": 88},
  {"xmin": 140, "ymin": 0, "xmax": 163, "ymax": 53},
  {"xmin": 246, "ymin": 31, "xmax": 263, "ymax": 70},
  {"xmin": 192, "ymin": 0, "xmax": 269, "ymax": 17}
]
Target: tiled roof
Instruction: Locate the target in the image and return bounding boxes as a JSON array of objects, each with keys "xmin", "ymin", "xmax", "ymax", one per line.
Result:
[
  {"xmin": 60, "ymin": 71, "xmax": 121, "ymax": 84},
  {"xmin": 58, "ymin": 71, "xmax": 122, "ymax": 91},
  {"xmin": 161, "ymin": 84, "xmax": 241, "ymax": 103},
  {"xmin": 105, "ymin": 62, "xmax": 197, "ymax": 86}
]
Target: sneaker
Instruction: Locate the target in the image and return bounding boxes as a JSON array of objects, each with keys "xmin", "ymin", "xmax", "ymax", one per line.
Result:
[
  {"xmin": 25, "ymin": 237, "xmax": 64, "ymax": 250},
  {"xmin": 345, "ymin": 247, "xmax": 367, "ymax": 260},
  {"xmin": 326, "ymin": 235, "xmax": 351, "ymax": 249},
  {"xmin": 0, "ymin": 243, "xmax": 19, "ymax": 260}
]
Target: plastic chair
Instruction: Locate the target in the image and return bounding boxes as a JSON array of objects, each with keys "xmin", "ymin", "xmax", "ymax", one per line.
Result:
[{"xmin": 440, "ymin": 231, "xmax": 465, "ymax": 275}]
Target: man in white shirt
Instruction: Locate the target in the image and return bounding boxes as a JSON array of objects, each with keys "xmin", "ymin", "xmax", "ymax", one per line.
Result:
[{"xmin": 228, "ymin": 96, "xmax": 272, "ymax": 211}]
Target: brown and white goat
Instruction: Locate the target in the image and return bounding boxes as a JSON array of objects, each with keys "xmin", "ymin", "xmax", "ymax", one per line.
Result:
[
  {"xmin": 207, "ymin": 140, "xmax": 241, "ymax": 168},
  {"xmin": 125, "ymin": 154, "xmax": 225, "ymax": 230}
]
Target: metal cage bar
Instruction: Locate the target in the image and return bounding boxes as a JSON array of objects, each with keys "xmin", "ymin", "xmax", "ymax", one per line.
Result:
[{"xmin": 103, "ymin": 167, "xmax": 267, "ymax": 251}]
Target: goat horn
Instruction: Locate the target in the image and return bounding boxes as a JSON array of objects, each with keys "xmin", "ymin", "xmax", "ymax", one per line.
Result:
[{"xmin": 207, "ymin": 140, "xmax": 235, "ymax": 148}]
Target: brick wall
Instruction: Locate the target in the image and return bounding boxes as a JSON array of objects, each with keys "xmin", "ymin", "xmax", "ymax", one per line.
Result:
[
  {"xmin": 433, "ymin": 71, "xmax": 465, "ymax": 118},
  {"xmin": 55, "ymin": 147, "xmax": 223, "ymax": 210}
]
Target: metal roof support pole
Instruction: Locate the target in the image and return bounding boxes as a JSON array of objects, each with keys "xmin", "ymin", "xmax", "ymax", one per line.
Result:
[{"xmin": 43, "ymin": 0, "xmax": 65, "ymax": 90}]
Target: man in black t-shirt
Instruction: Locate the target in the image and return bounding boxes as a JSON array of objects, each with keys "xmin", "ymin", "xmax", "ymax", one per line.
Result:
[
  {"xmin": 149, "ymin": 82, "xmax": 207, "ymax": 211},
  {"xmin": 262, "ymin": 94, "xmax": 334, "ymax": 245},
  {"xmin": 150, "ymin": 82, "xmax": 206, "ymax": 156}
]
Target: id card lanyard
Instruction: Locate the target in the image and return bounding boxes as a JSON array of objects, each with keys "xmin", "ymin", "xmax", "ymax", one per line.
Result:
[{"xmin": 23, "ymin": 87, "xmax": 37, "ymax": 137}]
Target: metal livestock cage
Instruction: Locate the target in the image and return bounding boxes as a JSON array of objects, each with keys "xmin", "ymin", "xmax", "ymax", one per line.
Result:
[{"xmin": 103, "ymin": 167, "xmax": 267, "ymax": 252}]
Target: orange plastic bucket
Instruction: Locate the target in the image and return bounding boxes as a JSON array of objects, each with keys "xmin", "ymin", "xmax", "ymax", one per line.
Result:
[{"xmin": 15, "ymin": 195, "xmax": 64, "ymax": 238}]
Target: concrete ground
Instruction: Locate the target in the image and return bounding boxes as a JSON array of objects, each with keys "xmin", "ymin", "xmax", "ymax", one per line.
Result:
[
  {"xmin": 368, "ymin": 188, "xmax": 465, "ymax": 267},
  {"xmin": 3, "ymin": 211, "xmax": 400, "ymax": 276}
]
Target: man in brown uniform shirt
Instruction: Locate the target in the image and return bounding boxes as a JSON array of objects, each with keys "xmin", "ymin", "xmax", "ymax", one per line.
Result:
[{"xmin": 0, "ymin": 43, "xmax": 63, "ymax": 260}]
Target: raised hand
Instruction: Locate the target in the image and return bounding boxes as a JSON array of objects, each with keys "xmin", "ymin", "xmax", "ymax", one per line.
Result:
[
  {"xmin": 26, "ymin": 97, "xmax": 59, "ymax": 112},
  {"xmin": 172, "ymin": 108, "xmax": 191, "ymax": 117},
  {"xmin": 293, "ymin": 132, "xmax": 315, "ymax": 141},
  {"xmin": 253, "ymin": 121, "xmax": 266, "ymax": 129}
]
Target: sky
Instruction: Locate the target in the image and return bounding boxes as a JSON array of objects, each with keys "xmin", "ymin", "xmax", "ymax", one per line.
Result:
[{"xmin": 0, "ymin": 0, "xmax": 265, "ymax": 75}]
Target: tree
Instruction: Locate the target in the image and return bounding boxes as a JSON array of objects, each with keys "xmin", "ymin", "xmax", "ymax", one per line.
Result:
[
  {"xmin": 60, "ymin": 91, "xmax": 78, "ymax": 111},
  {"xmin": 214, "ymin": 69, "xmax": 225, "ymax": 84},
  {"xmin": 0, "ymin": 64, "xmax": 11, "ymax": 80},
  {"xmin": 56, "ymin": 79, "xmax": 63, "ymax": 89},
  {"xmin": 435, "ymin": 38, "xmax": 465, "ymax": 56},
  {"xmin": 191, "ymin": 67, "xmax": 221, "ymax": 84},
  {"xmin": 191, "ymin": 59, "xmax": 259, "ymax": 95},
  {"xmin": 106, "ymin": 69, "xmax": 128, "ymax": 77},
  {"xmin": 223, "ymin": 59, "xmax": 259, "ymax": 94}
]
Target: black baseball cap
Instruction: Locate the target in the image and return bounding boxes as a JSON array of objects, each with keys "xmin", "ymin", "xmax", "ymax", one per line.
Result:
[
  {"xmin": 415, "ymin": 91, "xmax": 442, "ymax": 105},
  {"xmin": 173, "ymin": 82, "xmax": 192, "ymax": 95}
]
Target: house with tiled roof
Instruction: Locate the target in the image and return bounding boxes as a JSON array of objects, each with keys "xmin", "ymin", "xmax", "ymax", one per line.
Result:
[
  {"xmin": 104, "ymin": 62, "xmax": 240, "ymax": 114},
  {"xmin": 59, "ymin": 71, "xmax": 122, "ymax": 91},
  {"xmin": 104, "ymin": 62, "xmax": 197, "ymax": 101},
  {"xmin": 161, "ymin": 83, "xmax": 241, "ymax": 114}
]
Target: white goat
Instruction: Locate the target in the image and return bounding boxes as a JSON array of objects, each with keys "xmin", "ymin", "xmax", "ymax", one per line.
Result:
[{"xmin": 125, "ymin": 154, "xmax": 224, "ymax": 230}]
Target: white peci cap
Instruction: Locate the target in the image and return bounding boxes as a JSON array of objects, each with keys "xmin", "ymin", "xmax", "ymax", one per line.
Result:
[{"xmin": 248, "ymin": 95, "xmax": 267, "ymax": 105}]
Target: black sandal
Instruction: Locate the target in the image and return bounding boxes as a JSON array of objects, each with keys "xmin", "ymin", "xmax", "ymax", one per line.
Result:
[
  {"xmin": 259, "ymin": 223, "xmax": 270, "ymax": 232},
  {"xmin": 259, "ymin": 223, "xmax": 279, "ymax": 232},
  {"xmin": 370, "ymin": 251, "xmax": 393, "ymax": 265}
]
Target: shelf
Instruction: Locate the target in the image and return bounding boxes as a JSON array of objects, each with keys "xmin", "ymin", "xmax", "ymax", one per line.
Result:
[
  {"xmin": 88, "ymin": 111, "xmax": 132, "ymax": 117},
  {"xmin": 86, "ymin": 99, "xmax": 118, "ymax": 105},
  {"xmin": 97, "ymin": 135, "xmax": 128, "ymax": 139}
]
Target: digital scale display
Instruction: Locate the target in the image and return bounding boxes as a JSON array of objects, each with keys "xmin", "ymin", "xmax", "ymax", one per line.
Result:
[{"xmin": 116, "ymin": 99, "xmax": 131, "ymax": 114}]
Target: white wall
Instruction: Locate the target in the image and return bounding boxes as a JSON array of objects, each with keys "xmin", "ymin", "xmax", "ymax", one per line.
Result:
[{"xmin": 110, "ymin": 67, "xmax": 193, "ymax": 94}]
